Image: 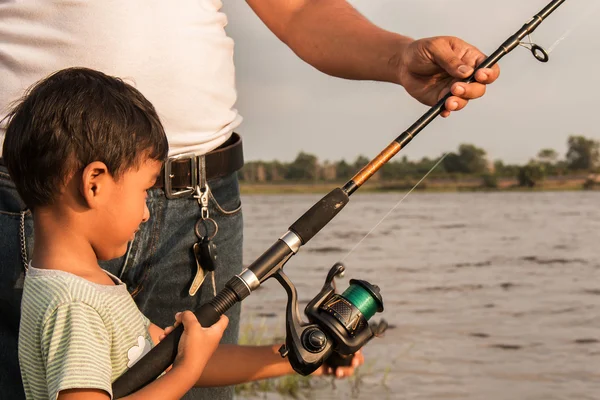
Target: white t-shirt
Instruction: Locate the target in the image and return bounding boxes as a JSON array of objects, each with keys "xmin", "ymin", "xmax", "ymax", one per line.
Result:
[{"xmin": 0, "ymin": 0, "xmax": 242, "ymax": 157}]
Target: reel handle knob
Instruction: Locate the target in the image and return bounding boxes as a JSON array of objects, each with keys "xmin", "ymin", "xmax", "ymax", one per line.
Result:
[
  {"xmin": 324, "ymin": 352, "xmax": 354, "ymax": 368},
  {"xmin": 278, "ymin": 344, "xmax": 289, "ymax": 358}
]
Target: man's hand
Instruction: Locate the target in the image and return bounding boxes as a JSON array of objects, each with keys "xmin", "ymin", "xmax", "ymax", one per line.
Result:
[{"xmin": 398, "ymin": 36, "xmax": 501, "ymax": 117}]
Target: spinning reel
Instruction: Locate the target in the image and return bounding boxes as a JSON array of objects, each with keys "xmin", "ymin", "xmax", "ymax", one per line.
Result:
[{"xmin": 273, "ymin": 262, "xmax": 386, "ymax": 375}]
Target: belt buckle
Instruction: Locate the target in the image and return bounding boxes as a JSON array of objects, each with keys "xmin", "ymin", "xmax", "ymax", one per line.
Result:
[{"xmin": 164, "ymin": 153, "xmax": 198, "ymax": 199}]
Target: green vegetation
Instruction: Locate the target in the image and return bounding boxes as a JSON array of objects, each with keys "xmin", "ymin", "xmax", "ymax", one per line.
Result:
[
  {"xmin": 234, "ymin": 318, "xmax": 315, "ymax": 398},
  {"xmin": 442, "ymin": 144, "xmax": 488, "ymax": 175},
  {"xmin": 240, "ymin": 135, "xmax": 600, "ymax": 193}
]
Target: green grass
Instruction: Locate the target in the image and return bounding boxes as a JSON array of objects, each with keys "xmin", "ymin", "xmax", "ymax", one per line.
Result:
[{"xmin": 234, "ymin": 316, "xmax": 315, "ymax": 399}]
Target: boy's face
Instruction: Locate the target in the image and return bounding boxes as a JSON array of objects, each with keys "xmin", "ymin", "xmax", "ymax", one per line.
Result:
[{"xmin": 92, "ymin": 158, "xmax": 162, "ymax": 260}]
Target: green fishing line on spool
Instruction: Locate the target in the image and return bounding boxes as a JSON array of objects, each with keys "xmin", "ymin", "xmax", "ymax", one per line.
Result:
[{"xmin": 341, "ymin": 283, "xmax": 378, "ymax": 320}]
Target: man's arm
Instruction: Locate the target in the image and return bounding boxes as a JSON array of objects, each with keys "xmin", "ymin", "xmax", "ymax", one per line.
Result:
[
  {"xmin": 245, "ymin": 0, "xmax": 500, "ymax": 117},
  {"xmin": 246, "ymin": 0, "xmax": 409, "ymax": 84}
]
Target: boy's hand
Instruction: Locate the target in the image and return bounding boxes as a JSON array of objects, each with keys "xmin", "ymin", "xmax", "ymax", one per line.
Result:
[
  {"xmin": 314, "ymin": 350, "xmax": 365, "ymax": 378},
  {"xmin": 160, "ymin": 311, "xmax": 229, "ymax": 377}
]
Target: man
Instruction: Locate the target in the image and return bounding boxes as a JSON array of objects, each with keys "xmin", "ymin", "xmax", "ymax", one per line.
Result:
[{"xmin": 0, "ymin": 1, "xmax": 499, "ymax": 399}]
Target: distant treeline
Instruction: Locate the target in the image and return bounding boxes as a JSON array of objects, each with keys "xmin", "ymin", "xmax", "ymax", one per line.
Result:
[{"xmin": 239, "ymin": 135, "xmax": 600, "ymax": 188}]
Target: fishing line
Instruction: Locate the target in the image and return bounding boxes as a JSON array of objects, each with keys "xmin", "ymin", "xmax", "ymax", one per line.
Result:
[
  {"xmin": 547, "ymin": 0, "xmax": 599, "ymax": 53},
  {"xmin": 340, "ymin": 152, "xmax": 449, "ymax": 263}
]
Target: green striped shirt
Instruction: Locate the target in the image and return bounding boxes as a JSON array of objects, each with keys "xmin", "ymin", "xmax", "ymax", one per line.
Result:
[{"xmin": 19, "ymin": 266, "xmax": 154, "ymax": 400}]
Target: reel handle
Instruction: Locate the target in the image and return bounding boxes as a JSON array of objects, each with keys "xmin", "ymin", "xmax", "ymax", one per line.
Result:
[
  {"xmin": 325, "ymin": 352, "xmax": 354, "ymax": 368},
  {"xmin": 324, "ymin": 318, "xmax": 389, "ymax": 368}
]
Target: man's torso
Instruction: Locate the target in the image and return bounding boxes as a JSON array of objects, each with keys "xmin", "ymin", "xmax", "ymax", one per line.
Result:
[{"xmin": 0, "ymin": 0, "xmax": 242, "ymax": 156}]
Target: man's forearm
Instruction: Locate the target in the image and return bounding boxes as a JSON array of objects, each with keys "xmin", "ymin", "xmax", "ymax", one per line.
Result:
[
  {"xmin": 195, "ymin": 344, "xmax": 294, "ymax": 387},
  {"xmin": 247, "ymin": 0, "xmax": 412, "ymax": 84}
]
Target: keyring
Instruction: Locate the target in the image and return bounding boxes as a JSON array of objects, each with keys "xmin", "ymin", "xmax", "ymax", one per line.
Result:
[{"xmin": 194, "ymin": 217, "xmax": 219, "ymax": 241}]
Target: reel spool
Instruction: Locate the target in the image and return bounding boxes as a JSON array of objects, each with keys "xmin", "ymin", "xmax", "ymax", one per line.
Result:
[{"xmin": 306, "ymin": 277, "xmax": 383, "ymax": 354}]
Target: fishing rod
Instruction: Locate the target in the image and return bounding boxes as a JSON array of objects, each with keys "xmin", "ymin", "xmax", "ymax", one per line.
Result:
[{"xmin": 113, "ymin": 0, "xmax": 566, "ymax": 396}]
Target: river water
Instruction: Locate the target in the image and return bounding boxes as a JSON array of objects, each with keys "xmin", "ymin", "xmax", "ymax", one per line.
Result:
[{"xmin": 237, "ymin": 192, "xmax": 599, "ymax": 400}]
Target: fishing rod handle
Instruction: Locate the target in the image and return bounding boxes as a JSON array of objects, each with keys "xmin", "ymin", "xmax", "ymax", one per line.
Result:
[
  {"xmin": 112, "ymin": 286, "xmax": 239, "ymax": 398},
  {"xmin": 289, "ymin": 188, "xmax": 349, "ymax": 244}
]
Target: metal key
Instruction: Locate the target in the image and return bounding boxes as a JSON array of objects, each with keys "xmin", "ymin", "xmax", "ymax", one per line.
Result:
[
  {"xmin": 189, "ymin": 241, "xmax": 208, "ymax": 296},
  {"xmin": 189, "ymin": 238, "xmax": 219, "ymax": 296}
]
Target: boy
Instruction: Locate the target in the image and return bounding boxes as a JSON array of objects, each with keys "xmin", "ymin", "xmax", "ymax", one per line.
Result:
[
  {"xmin": 3, "ymin": 67, "xmax": 229, "ymax": 399},
  {"xmin": 3, "ymin": 68, "xmax": 360, "ymax": 400}
]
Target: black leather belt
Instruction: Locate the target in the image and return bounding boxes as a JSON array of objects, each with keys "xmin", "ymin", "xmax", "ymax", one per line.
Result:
[{"xmin": 153, "ymin": 132, "xmax": 244, "ymax": 199}]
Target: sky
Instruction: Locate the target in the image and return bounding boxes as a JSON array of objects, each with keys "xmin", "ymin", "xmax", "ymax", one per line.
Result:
[{"xmin": 221, "ymin": 0, "xmax": 599, "ymax": 165}]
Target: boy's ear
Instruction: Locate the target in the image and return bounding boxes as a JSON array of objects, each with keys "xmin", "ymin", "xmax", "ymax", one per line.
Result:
[{"xmin": 80, "ymin": 161, "xmax": 112, "ymax": 208}]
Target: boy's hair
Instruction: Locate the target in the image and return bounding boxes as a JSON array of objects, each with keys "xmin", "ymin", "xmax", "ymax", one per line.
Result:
[{"xmin": 2, "ymin": 67, "xmax": 168, "ymax": 209}]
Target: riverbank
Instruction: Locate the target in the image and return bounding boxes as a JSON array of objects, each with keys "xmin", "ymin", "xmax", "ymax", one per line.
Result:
[{"xmin": 240, "ymin": 175, "xmax": 596, "ymax": 194}]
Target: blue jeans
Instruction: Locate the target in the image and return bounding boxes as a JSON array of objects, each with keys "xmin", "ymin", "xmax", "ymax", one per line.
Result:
[{"xmin": 0, "ymin": 165, "xmax": 243, "ymax": 400}]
